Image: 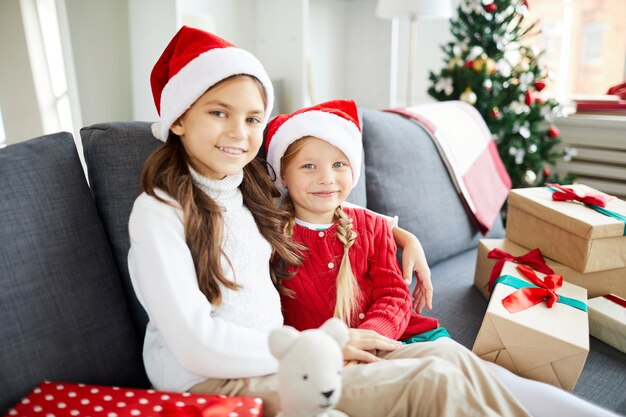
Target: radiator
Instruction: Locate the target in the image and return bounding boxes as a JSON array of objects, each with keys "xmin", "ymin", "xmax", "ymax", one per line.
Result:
[{"xmin": 555, "ymin": 114, "xmax": 626, "ymax": 200}]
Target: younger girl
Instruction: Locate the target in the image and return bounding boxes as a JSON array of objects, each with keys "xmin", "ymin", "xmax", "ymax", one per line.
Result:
[
  {"xmin": 129, "ymin": 26, "xmax": 530, "ymax": 417},
  {"xmin": 266, "ymin": 99, "xmax": 447, "ymax": 346},
  {"xmin": 266, "ymin": 99, "xmax": 620, "ymax": 417}
]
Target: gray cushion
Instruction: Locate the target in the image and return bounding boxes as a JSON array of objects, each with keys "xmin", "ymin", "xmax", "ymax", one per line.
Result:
[
  {"xmin": 423, "ymin": 250, "xmax": 626, "ymax": 414},
  {"xmin": 360, "ymin": 109, "xmax": 504, "ymax": 266},
  {"xmin": 80, "ymin": 122, "xmax": 161, "ymax": 337},
  {"xmin": 0, "ymin": 133, "xmax": 147, "ymax": 414}
]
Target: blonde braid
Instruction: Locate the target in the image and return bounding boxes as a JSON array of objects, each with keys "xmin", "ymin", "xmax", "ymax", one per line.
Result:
[{"xmin": 333, "ymin": 206, "xmax": 361, "ymax": 325}]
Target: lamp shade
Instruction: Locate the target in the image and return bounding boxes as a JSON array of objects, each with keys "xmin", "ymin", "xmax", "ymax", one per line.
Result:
[{"xmin": 375, "ymin": 0, "xmax": 453, "ymax": 19}]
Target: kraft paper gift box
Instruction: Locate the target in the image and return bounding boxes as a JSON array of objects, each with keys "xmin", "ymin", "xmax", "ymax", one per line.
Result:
[
  {"xmin": 472, "ymin": 261, "xmax": 589, "ymax": 392},
  {"xmin": 506, "ymin": 184, "xmax": 626, "ymax": 273},
  {"xmin": 588, "ymin": 294, "xmax": 626, "ymax": 354},
  {"xmin": 474, "ymin": 238, "xmax": 626, "ymax": 300},
  {"xmin": 4, "ymin": 381, "xmax": 263, "ymax": 417}
]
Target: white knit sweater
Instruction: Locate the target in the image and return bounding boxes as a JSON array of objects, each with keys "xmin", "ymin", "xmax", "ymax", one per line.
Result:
[{"xmin": 127, "ymin": 168, "xmax": 282, "ymax": 392}]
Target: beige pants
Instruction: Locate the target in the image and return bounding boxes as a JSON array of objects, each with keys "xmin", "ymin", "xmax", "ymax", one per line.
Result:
[{"xmin": 191, "ymin": 339, "xmax": 530, "ymax": 417}]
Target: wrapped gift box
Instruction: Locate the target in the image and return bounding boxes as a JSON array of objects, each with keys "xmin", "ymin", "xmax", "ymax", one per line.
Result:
[
  {"xmin": 4, "ymin": 381, "xmax": 263, "ymax": 417},
  {"xmin": 474, "ymin": 239, "xmax": 626, "ymax": 300},
  {"xmin": 472, "ymin": 262, "xmax": 589, "ymax": 391},
  {"xmin": 588, "ymin": 294, "xmax": 626, "ymax": 354},
  {"xmin": 506, "ymin": 184, "xmax": 626, "ymax": 273}
]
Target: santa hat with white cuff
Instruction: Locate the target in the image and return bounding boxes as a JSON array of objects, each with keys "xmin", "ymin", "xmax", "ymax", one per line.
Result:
[
  {"xmin": 265, "ymin": 99, "xmax": 363, "ymax": 195},
  {"xmin": 150, "ymin": 25, "xmax": 274, "ymax": 142}
]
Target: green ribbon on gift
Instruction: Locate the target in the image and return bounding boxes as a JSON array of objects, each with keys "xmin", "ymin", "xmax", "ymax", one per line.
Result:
[
  {"xmin": 545, "ymin": 185, "xmax": 626, "ymax": 235},
  {"xmin": 401, "ymin": 327, "xmax": 451, "ymax": 345},
  {"xmin": 491, "ymin": 275, "xmax": 588, "ymax": 312}
]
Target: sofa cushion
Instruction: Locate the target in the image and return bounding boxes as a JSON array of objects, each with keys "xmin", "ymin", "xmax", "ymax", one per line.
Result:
[
  {"xmin": 360, "ymin": 109, "xmax": 504, "ymax": 266},
  {"xmin": 81, "ymin": 122, "xmax": 160, "ymax": 336},
  {"xmin": 0, "ymin": 133, "xmax": 148, "ymax": 413}
]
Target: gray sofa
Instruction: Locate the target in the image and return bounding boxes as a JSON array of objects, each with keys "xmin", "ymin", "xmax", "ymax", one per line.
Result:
[{"xmin": 1, "ymin": 109, "xmax": 624, "ymax": 415}]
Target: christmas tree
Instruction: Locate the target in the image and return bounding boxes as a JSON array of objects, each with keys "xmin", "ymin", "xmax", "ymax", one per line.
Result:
[{"xmin": 428, "ymin": 0, "xmax": 575, "ymax": 188}]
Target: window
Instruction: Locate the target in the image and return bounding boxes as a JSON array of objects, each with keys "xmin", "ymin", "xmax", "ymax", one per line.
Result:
[
  {"xmin": 525, "ymin": 0, "xmax": 626, "ymax": 100},
  {"xmin": 21, "ymin": 0, "xmax": 76, "ymax": 135}
]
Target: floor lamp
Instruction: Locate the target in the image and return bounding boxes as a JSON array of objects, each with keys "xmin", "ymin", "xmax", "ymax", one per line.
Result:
[{"xmin": 375, "ymin": 0, "xmax": 452, "ymax": 106}]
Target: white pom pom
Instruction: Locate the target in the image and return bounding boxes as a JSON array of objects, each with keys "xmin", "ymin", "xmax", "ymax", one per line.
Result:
[{"xmin": 151, "ymin": 121, "xmax": 165, "ymax": 142}]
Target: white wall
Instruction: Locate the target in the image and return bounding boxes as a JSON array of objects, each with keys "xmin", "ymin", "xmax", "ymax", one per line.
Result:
[
  {"xmin": 128, "ymin": 0, "xmax": 177, "ymax": 122},
  {"xmin": 64, "ymin": 0, "xmax": 132, "ymax": 126},
  {"xmin": 255, "ymin": 0, "xmax": 308, "ymax": 113}
]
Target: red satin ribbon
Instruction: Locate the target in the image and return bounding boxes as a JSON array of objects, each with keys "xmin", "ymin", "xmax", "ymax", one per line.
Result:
[
  {"xmin": 546, "ymin": 183, "xmax": 612, "ymax": 208},
  {"xmin": 487, "ymin": 248, "xmax": 554, "ymax": 292},
  {"xmin": 501, "ymin": 264, "xmax": 563, "ymax": 313},
  {"xmin": 604, "ymin": 294, "xmax": 626, "ymax": 309}
]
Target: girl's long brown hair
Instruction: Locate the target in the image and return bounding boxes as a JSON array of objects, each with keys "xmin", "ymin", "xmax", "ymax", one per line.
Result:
[
  {"xmin": 140, "ymin": 75, "xmax": 301, "ymax": 305},
  {"xmin": 280, "ymin": 138, "xmax": 362, "ymax": 325}
]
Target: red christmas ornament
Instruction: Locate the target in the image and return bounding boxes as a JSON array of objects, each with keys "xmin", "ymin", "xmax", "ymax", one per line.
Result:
[
  {"xmin": 491, "ymin": 107, "xmax": 501, "ymax": 119},
  {"xmin": 524, "ymin": 91, "xmax": 534, "ymax": 105},
  {"xmin": 485, "ymin": 3, "xmax": 497, "ymax": 12},
  {"xmin": 547, "ymin": 126, "xmax": 560, "ymax": 138},
  {"xmin": 534, "ymin": 80, "xmax": 546, "ymax": 91},
  {"xmin": 543, "ymin": 167, "xmax": 551, "ymax": 177},
  {"xmin": 466, "ymin": 60, "xmax": 475, "ymax": 69}
]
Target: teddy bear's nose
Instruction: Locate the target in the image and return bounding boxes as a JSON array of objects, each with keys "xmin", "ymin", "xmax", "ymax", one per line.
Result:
[{"xmin": 322, "ymin": 390, "xmax": 334, "ymax": 399}]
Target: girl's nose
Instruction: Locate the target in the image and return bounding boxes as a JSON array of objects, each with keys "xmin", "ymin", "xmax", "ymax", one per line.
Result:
[
  {"xmin": 318, "ymin": 167, "xmax": 335, "ymax": 184},
  {"xmin": 226, "ymin": 119, "xmax": 246, "ymax": 139}
]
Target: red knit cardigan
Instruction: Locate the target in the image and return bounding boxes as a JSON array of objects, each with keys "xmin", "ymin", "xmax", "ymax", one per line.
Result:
[{"xmin": 281, "ymin": 207, "xmax": 439, "ymax": 340}]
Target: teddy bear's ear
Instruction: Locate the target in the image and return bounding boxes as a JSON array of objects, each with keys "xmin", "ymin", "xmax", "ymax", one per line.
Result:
[
  {"xmin": 269, "ymin": 325, "xmax": 300, "ymax": 360},
  {"xmin": 319, "ymin": 318, "xmax": 349, "ymax": 348}
]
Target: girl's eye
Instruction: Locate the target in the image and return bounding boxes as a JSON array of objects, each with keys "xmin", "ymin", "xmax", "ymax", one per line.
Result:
[
  {"xmin": 302, "ymin": 163, "xmax": 315, "ymax": 169},
  {"xmin": 209, "ymin": 110, "xmax": 226, "ymax": 118},
  {"xmin": 247, "ymin": 117, "xmax": 262, "ymax": 124},
  {"xmin": 333, "ymin": 161, "xmax": 347, "ymax": 168}
]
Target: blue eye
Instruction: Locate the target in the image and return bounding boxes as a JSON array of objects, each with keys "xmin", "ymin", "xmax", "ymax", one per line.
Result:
[
  {"xmin": 333, "ymin": 161, "xmax": 347, "ymax": 168},
  {"xmin": 302, "ymin": 163, "xmax": 315, "ymax": 169}
]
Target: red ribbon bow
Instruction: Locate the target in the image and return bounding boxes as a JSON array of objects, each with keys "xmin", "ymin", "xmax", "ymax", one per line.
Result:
[
  {"xmin": 546, "ymin": 183, "xmax": 612, "ymax": 208},
  {"xmin": 501, "ymin": 264, "xmax": 563, "ymax": 313},
  {"xmin": 487, "ymin": 248, "xmax": 554, "ymax": 292}
]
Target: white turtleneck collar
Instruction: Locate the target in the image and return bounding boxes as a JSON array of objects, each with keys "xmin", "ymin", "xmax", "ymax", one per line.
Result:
[{"xmin": 188, "ymin": 165, "xmax": 244, "ymax": 211}]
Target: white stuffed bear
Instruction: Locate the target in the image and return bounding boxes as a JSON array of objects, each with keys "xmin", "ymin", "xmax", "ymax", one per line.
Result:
[{"xmin": 269, "ymin": 318, "xmax": 350, "ymax": 417}]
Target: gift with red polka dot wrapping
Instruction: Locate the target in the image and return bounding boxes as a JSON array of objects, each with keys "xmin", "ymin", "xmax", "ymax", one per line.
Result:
[{"xmin": 4, "ymin": 381, "xmax": 262, "ymax": 417}]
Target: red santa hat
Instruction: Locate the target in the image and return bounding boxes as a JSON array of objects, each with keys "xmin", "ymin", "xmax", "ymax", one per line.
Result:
[
  {"xmin": 150, "ymin": 26, "xmax": 274, "ymax": 141},
  {"xmin": 265, "ymin": 99, "xmax": 362, "ymax": 195}
]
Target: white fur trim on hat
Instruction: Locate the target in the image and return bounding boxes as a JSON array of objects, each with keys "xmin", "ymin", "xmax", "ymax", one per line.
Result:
[
  {"xmin": 267, "ymin": 110, "xmax": 362, "ymax": 195},
  {"xmin": 155, "ymin": 47, "xmax": 274, "ymax": 141}
]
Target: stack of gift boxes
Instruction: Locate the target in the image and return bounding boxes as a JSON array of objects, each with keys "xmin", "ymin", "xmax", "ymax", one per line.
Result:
[
  {"xmin": 472, "ymin": 183, "xmax": 626, "ymax": 392},
  {"xmin": 3, "ymin": 381, "xmax": 263, "ymax": 417}
]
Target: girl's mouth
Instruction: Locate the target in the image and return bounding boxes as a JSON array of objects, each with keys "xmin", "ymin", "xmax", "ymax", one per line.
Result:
[{"xmin": 217, "ymin": 146, "xmax": 245, "ymax": 156}]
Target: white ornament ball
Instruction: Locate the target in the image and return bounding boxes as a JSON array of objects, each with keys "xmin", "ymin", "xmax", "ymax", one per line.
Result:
[
  {"xmin": 460, "ymin": 89, "xmax": 477, "ymax": 105},
  {"xmin": 523, "ymin": 170, "xmax": 537, "ymax": 185}
]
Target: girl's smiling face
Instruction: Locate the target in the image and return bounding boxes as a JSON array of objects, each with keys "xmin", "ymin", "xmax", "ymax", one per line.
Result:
[
  {"xmin": 281, "ymin": 137, "xmax": 353, "ymax": 224},
  {"xmin": 171, "ymin": 75, "xmax": 266, "ymax": 179}
]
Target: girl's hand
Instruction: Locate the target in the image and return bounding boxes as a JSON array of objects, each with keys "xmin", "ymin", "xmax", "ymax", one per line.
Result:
[
  {"xmin": 342, "ymin": 329, "xmax": 402, "ymax": 364},
  {"xmin": 392, "ymin": 227, "xmax": 434, "ymax": 313},
  {"xmin": 411, "ymin": 270, "xmax": 433, "ymax": 314}
]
